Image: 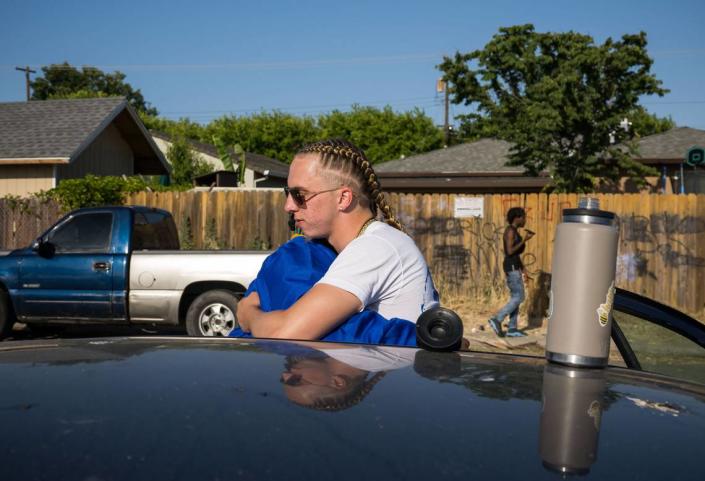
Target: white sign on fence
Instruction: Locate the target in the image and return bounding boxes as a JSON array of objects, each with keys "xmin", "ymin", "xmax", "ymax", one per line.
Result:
[{"xmin": 454, "ymin": 197, "xmax": 484, "ymax": 218}]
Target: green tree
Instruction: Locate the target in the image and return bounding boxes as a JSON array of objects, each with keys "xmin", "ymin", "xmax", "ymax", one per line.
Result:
[
  {"xmin": 628, "ymin": 107, "xmax": 675, "ymax": 137},
  {"xmin": 167, "ymin": 138, "xmax": 212, "ymax": 185},
  {"xmin": 212, "ymin": 135, "xmax": 235, "ymax": 170},
  {"xmin": 46, "ymin": 175, "xmax": 167, "ymax": 210},
  {"xmin": 141, "ymin": 105, "xmax": 443, "ymax": 166},
  {"xmin": 31, "ymin": 62, "xmax": 158, "ymax": 115},
  {"xmin": 204, "ymin": 111, "xmax": 319, "ymax": 163},
  {"xmin": 438, "ymin": 25, "xmax": 669, "ymax": 192},
  {"xmin": 233, "ymin": 144, "xmax": 247, "ymax": 184},
  {"xmin": 141, "ymin": 115, "xmax": 206, "ymax": 139},
  {"xmin": 47, "ymin": 89, "xmax": 109, "ymax": 100},
  {"xmin": 319, "ymin": 105, "xmax": 444, "ymax": 164}
]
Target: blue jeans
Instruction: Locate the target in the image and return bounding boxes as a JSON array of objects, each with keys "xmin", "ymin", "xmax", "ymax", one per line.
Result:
[{"xmin": 493, "ymin": 270, "xmax": 525, "ymax": 330}]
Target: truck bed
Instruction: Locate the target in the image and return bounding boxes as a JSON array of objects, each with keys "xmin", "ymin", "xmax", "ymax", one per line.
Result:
[{"xmin": 127, "ymin": 249, "xmax": 270, "ymax": 324}]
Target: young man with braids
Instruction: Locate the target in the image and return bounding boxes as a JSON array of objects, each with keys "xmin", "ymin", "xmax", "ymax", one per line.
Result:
[
  {"xmin": 237, "ymin": 139, "xmax": 439, "ymax": 341},
  {"xmin": 280, "ymin": 344, "xmax": 415, "ymax": 411}
]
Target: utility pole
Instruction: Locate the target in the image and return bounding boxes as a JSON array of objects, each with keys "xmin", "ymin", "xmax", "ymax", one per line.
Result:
[
  {"xmin": 437, "ymin": 78, "xmax": 450, "ymax": 146},
  {"xmin": 15, "ymin": 66, "xmax": 36, "ymax": 101}
]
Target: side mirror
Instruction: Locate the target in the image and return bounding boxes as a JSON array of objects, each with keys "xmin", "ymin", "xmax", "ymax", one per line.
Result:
[
  {"xmin": 416, "ymin": 307, "xmax": 464, "ymax": 352},
  {"xmin": 34, "ymin": 240, "xmax": 56, "ymax": 258}
]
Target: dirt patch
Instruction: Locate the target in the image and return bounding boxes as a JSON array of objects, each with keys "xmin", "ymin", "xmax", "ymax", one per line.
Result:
[{"xmin": 442, "ymin": 295, "xmax": 548, "ymax": 355}]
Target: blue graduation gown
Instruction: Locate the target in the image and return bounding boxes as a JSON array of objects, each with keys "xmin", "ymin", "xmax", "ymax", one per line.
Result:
[{"xmin": 229, "ymin": 236, "xmax": 416, "ymax": 347}]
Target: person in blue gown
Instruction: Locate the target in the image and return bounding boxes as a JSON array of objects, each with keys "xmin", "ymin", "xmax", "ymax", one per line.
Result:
[{"xmin": 229, "ymin": 235, "xmax": 417, "ymax": 346}]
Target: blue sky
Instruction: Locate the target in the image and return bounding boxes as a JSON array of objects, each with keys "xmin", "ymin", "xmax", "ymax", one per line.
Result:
[{"xmin": 1, "ymin": 0, "xmax": 704, "ymax": 128}]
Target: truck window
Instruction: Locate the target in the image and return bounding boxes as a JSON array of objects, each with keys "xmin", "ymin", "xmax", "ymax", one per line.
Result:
[
  {"xmin": 48, "ymin": 213, "xmax": 113, "ymax": 253},
  {"xmin": 132, "ymin": 211, "xmax": 180, "ymax": 250}
]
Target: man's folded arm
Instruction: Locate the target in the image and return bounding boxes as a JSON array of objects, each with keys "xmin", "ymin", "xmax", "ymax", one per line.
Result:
[{"xmin": 239, "ymin": 283, "xmax": 362, "ymax": 340}]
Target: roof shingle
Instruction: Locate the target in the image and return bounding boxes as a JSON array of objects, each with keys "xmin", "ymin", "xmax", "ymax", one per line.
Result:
[
  {"xmin": 375, "ymin": 138, "xmax": 521, "ymax": 173},
  {"xmin": 375, "ymin": 127, "xmax": 705, "ymax": 174},
  {"xmin": 0, "ymin": 97, "xmax": 127, "ymax": 160},
  {"xmin": 634, "ymin": 127, "xmax": 705, "ymax": 160}
]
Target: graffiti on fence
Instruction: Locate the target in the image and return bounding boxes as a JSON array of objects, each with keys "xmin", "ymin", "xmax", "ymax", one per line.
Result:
[
  {"xmin": 618, "ymin": 214, "xmax": 705, "ymax": 282},
  {"xmin": 418, "ymin": 216, "xmax": 540, "ymax": 285},
  {"xmin": 432, "ymin": 245, "xmax": 471, "ymax": 281},
  {"xmin": 405, "ymin": 217, "xmax": 472, "ymax": 237},
  {"xmin": 622, "ymin": 213, "xmax": 705, "ymax": 241},
  {"xmin": 405, "ymin": 216, "xmax": 504, "ymax": 240},
  {"xmin": 420, "ymin": 216, "xmax": 503, "ymax": 284}
]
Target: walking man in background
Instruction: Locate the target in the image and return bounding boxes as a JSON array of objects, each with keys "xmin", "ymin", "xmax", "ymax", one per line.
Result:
[{"xmin": 488, "ymin": 207, "xmax": 534, "ymax": 338}]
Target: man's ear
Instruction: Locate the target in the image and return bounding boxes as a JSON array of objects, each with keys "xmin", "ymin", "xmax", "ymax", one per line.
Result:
[
  {"xmin": 338, "ymin": 187, "xmax": 355, "ymax": 211},
  {"xmin": 331, "ymin": 374, "xmax": 350, "ymax": 390}
]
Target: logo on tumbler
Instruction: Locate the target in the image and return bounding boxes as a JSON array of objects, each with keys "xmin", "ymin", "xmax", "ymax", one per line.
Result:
[
  {"xmin": 587, "ymin": 400, "xmax": 602, "ymax": 431},
  {"xmin": 596, "ymin": 282, "xmax": 615, "ymax": 327}
]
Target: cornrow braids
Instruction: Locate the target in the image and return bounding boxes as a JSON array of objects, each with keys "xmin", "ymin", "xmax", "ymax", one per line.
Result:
[
  {"xmin": 291, "ymin": 372, "xmax": 387, "ymax": 412},
  {"xmin": 297, "ymin": 139, "xmax": 404, "ymax": 231}
]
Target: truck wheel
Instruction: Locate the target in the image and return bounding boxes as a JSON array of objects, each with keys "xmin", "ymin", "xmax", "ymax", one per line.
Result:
[
  {"xmin": 0, "ymin": 291, "xmax": 16, "ymax": 339},
  {"xmin": 185, "ymin": 290, "xmax": 240, "ymax": 337}
]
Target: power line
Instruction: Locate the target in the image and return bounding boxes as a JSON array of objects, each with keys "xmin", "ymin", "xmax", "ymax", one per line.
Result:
[
  {"xmin": 3, "ymin": 47, "xmax": 704, "ymax": 73},
  {"xmin": 0, "ymin": 53, "xmax": 444, "ymax": 73}
]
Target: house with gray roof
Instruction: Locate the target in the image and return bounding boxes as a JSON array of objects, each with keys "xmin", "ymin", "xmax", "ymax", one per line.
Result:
[
  {"xmin": 374, "ymin": 138, "xmax": 549, "ymax": 193},
  {"xmin": 0, "ymin": 97, "xmax": 169, "ymax": 197},
  {"xmin": 631, "ymin": 127, "xmax": 705, "ymax": 194},
  {"xmin": 375, "ymin": 128, "xmax": 705, "ymax": 194},
  {"xmin": 633, "ymin": 127, "xmax": 705, "ymax": 164},
  {"xmin": 150, "ymin": 131, "xmax": 289, "ymax": 189}
]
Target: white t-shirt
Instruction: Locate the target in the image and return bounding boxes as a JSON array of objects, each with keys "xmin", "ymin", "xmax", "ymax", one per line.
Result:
[
  {"xmin": 319, "ymin": 346, "xmax": 416, "ymax": 372},
  {"xmin": 317, "ymin": 221, "xmax": 439, "ymax": 322}
]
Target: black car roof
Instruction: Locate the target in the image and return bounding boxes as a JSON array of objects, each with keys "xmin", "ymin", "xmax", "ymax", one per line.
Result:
[{"xmin": 1, "ymin": 337, "xmax": 703, "ymax": 480}]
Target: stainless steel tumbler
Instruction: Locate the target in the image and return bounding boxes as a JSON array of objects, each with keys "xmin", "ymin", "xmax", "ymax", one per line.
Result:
[{"xmin": 545, "ymin": 198, "xmax": 619, "ymax": 367}]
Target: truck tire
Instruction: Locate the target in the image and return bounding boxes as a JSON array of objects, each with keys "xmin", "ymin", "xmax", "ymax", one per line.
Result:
[
  {"xmin": 0, "ymin": 291, "xmax": 16, "ymax": 339},
  {"xmin": 185, "ymin": 290, "xmax": 240, "ymax": 337}
]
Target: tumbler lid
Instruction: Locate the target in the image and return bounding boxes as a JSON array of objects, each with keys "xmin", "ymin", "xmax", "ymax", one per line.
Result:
[{"xmin": 562, "ymin": 197, "xmax": 616, "ymax": 226}]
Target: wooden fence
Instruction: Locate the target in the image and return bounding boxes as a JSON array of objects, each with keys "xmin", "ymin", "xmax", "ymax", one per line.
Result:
[
  {"xmin": 0, "ymin": 199, "xmax": 63, "ymax": 251},
  {"xmin": 2, "ymin": 192, "xmax": 704, "ymax": 322}
]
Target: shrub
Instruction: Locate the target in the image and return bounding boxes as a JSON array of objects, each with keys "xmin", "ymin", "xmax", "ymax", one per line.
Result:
[{"xmin": 46, "ymin": 175, "xmax": 174, "ymax": 210}]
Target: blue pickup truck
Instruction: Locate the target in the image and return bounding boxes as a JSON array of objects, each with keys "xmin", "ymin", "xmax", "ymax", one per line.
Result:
[{"xmin": 0, "ymin": 206, "xmax": 268, "ymax": 338}]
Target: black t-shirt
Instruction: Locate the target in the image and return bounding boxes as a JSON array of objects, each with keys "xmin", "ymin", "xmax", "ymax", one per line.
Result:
[{"xmin": 502, "ymin": 225, "xmax": 524, "ymax": 273}]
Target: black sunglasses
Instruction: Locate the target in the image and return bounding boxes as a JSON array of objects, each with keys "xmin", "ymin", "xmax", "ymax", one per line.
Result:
[
  {"xmin": 284, "ymin": 186, "xmax": 340, "ymax": 205},
  {"xmin": 280, "ymin": 373, "xmax": 329, "ymax": 387}
]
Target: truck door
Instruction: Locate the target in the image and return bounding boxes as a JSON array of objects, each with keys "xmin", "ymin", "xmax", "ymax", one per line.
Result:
[{"xmin": 18, "ymin": 211, "xmax": 116, "ymax": 321}]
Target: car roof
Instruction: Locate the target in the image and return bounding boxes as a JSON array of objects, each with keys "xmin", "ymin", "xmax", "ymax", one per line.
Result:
[{"xmin": 1, "ymin": 337, "xmax": 703, "ymax": 480}]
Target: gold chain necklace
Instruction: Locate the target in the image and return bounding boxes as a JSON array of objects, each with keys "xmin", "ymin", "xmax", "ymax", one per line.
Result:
[{"xmin": 356, "ymin": 217, "xmax": 376, "ymax": 238}]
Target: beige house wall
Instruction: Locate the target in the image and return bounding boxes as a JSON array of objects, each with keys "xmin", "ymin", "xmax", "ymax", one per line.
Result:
[
  {"xmin": 56, "ymin": 124, "xmax": 134, "ymax": 181},
  {"xmin": 0, "ymin": 165, "xmax": 54, "ymax": 197}
]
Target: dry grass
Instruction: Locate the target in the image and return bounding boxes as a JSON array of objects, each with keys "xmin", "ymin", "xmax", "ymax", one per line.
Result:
[
  {"xmin": 436, "ymin": 276, "xmax": 504, "ymax": 332},
  {"xmin": 436, "ymin": 276, "xmax": 548, "ymax": 336}
]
